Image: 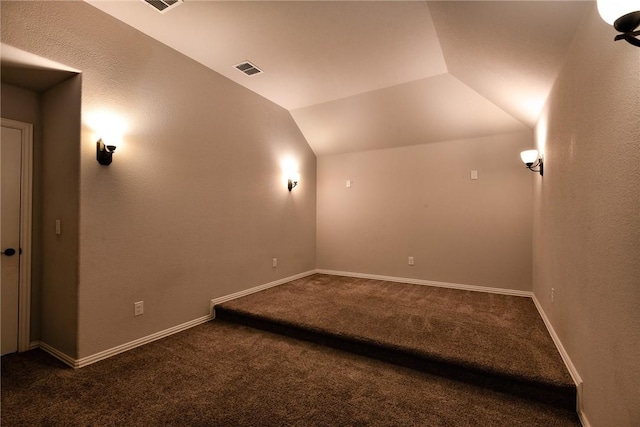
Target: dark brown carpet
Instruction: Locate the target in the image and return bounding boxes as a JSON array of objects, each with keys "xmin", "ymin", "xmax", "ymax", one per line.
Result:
[
  {"xmin": 216, "ymin": 274, "xmax": 576, "ymax": 410},
  {"xmin": 2, "ymin": 320, "xmax": 580, "ymax": 426}
]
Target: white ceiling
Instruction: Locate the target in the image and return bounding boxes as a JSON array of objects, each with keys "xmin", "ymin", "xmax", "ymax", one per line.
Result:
[{"xmin": 86, "ymin": 0, "xmax": 593, "ymax": 156}]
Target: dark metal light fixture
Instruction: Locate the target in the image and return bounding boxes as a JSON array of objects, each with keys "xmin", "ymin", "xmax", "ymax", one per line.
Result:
[
  {"xmin": 598, "ymin": 0, "xmax": 640, "ymax": 47},
  {"xmin": 288, "ymin": 178, "xmax": 298, "ymax": 191},
  {"xmin": 520, "ymin": 150, "xmax": 543, "ymax": 176},
  {"xmin": 97, "ymin": 139, "xmax": 117, "ymax": 165}
]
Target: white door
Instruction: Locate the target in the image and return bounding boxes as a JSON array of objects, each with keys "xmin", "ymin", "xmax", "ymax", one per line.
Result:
[
  {"xmin": 1, "ymin": 118, "xmax": 32, "ymax": 356},
  {"xmin": 1, "ymin": 125, "xmax": 23, "ymax": 355}
]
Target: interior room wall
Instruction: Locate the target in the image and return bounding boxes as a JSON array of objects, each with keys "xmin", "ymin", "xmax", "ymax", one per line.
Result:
[
  {"xmin": 0, "ymin": 82, "xmax": 43, "ymax": 342},
  {"xmin": 2, "ymin": 1, "xmax": 316, "ymax": 359},
  {"xmin": 317, "ymin": 130, "xmax": 534, "ymax": 292},
  {"xmin": 533, "ymin": 5, "xmax": 640, "ymax": 426}
]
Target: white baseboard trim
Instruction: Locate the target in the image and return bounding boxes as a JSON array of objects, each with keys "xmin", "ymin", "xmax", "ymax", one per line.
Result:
[
  {"xmin": 210, "ymin": 270, "xmax": 317, "ymax": 315},
  {"xmin": 29, "ymin": 340, "xmax": 41, "ymax": 350},
  {"xmin": 75, "ymin": 313, "xmax": 214, "ymax": 369},
  {"xmin": 32, "ymin": 314, "xmax": 213, "ymax": 369},
  {"xmin": 578, "ymin": 411, "xmax": 592, "ymax": 427},
  {"xmin": 315, "ymin": 269, "xmax": 533, "ymax": 298},
  {"xmin": 38, "ymin": 341, "xmax": 77, "ymax": 368},
  {"xmin": 532, "ymin": 295, "xmax": 588, "ymax": 425}
]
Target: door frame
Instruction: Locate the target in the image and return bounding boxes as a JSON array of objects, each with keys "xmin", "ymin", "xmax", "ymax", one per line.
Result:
[{"xmin": 1, "ymin": 118, "xmax": 33, "ymax": 352}]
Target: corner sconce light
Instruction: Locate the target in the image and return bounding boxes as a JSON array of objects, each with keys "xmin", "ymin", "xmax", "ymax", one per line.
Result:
[
  {"xmin": 597, "ymin": 0, "xmax": 640, "ymax": 47},
  {"xmin": 520, "ymin": 150, "xmax": 543, "ymax": 176},
  {"xmin": 97, "ymin": 139, "xmax": 117, "ymax": 165},
  {"xmin": 288, "ymin": 178, "xmax": 298, "ymax": 191}
]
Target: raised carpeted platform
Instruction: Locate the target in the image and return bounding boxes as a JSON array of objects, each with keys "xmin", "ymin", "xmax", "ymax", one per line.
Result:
[
  {"xmin": 2, "ymin": 321, "xmax": 580, "ymax": 426},
  {"xmin": 215, "ymin": 274, "xmax": 576, "ymax": 412}
]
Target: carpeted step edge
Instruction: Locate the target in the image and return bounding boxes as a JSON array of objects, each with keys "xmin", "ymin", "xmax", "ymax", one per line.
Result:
[{"xmin": 214, "ymin": 305, "xmax": 577, "ymax": 413}]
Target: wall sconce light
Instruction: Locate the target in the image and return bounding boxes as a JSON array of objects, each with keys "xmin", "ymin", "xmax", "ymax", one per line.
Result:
[
  {"xmin": 597, "ymin": 0, "xmax": 640, "ymax": 47},
  {"xmin": 520, "ymin": 150, "xmax": 543, "ymax": 176},
  {"xmin": 281, "ymin": 156, "xmax": 300, "ymax": 192},
  {"xmin": 97, "ymin": 139, "xmax": 117, "ymax": 165}
]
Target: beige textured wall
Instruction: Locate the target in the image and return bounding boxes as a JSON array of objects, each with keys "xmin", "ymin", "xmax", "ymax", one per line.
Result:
[
  {"xmin": 0, "ymin": 82, "xmax": 43, "ymax": 342},
  {"xmin": 533, "ymin": 5, "xmax": 640, "ymax": 426},
  {"xmin": 2, "ymin": 1, "xmax": 316, "ymax": 358},
  {"xmin": 317, "ymin": 130, "xmax": 534, "ymax": 291}
]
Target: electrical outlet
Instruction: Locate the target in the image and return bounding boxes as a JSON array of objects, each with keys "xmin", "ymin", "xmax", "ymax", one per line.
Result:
[
  {"xmin": 134, "ymin": 301, "xmax": 144, "ymax": 316},
  {"xmin": 272, "ymin": 258, "xmax": 278, "ymax": 268},
  {"xmin": 551, "ymin": 288, "xmax": 555, "ymax": 303},
  {"xmin": 408, "ymin": 256, "xmax": 415, "ymax": 266}
]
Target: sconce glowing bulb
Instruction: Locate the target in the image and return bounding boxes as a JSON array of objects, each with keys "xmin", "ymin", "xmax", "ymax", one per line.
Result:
[
  {"xmin": 520, "ymin": 150, "xmax": 539, "ymax": 164},
  {"xmin": 598, "ymin": 0, "xmax": 640, "ymax": 25}
]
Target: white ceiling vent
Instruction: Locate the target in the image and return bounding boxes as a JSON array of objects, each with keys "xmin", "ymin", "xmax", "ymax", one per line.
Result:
[
  {"xmin": 234, "ymin": 61, "xmax": 263, "ymax": 77},
  {"xmin": 142, "ymin": 0, "xmax": 183, "ymax": 14}
]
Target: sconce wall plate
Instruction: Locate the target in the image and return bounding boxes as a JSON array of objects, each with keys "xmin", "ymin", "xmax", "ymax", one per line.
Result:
[{"xmin": 97, "ymin": 139, "xmax": 117, "ymax": 165}]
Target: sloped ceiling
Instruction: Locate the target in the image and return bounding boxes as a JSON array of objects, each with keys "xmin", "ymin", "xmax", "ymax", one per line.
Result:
[{"xmin": 85, "ymin": 0, "xmax": 593, "ymax": 156}]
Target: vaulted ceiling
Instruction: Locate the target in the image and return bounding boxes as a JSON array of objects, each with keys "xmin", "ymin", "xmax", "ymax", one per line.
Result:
[{"xmin": 86, "ymin": 0, "xmax": 593, "ymax": 156}]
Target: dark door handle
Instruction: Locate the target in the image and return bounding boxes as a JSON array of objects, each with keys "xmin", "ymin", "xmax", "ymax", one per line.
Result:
[{"xmin": 2, "ymin": 248, "xmax": 17, "ymax": 256}]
